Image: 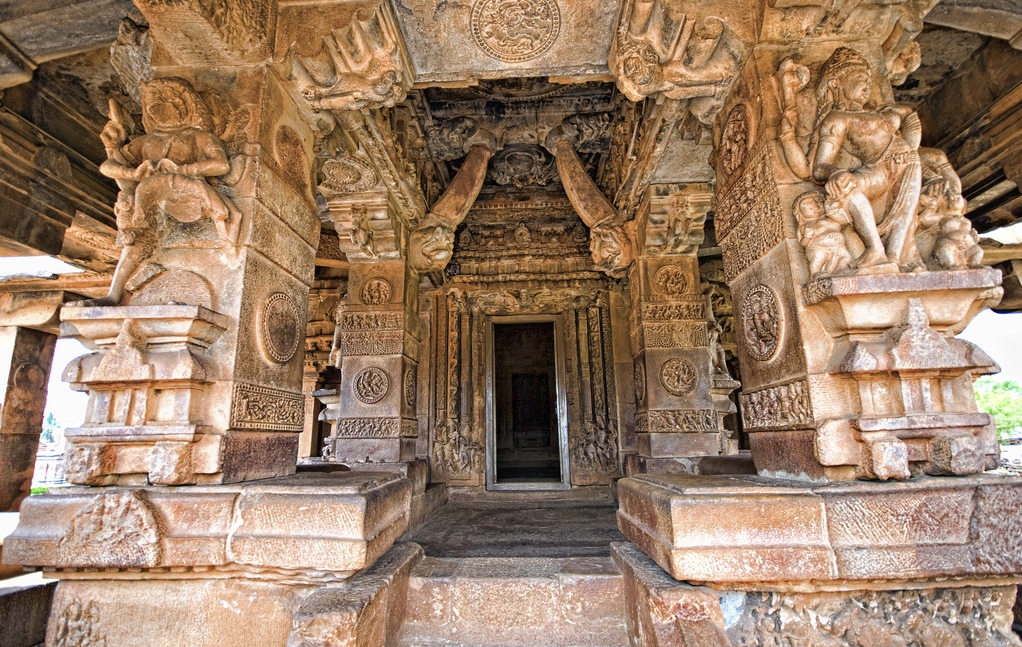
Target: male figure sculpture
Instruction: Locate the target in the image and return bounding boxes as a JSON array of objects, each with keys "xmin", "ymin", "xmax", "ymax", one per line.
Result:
[{"xmin": 88, "ymin": 78, "xmax": 240, "ymax": 306}]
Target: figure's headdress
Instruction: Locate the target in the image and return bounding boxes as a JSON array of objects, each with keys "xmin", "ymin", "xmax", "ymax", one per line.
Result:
[{"xmin": 141, "ymin": 78, "xmax": 214, "ymax": 133}]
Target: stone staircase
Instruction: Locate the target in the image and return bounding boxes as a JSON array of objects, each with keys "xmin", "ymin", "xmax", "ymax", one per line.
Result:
[{"xmin": 397, "ymin": 555, "xmax": 628, "ymax": 647}]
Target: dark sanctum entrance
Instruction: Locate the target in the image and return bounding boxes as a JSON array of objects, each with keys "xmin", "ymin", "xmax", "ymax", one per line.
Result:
[{"xmin": 487, "ymin": 319, "xmax": 569, "ymax": 489}]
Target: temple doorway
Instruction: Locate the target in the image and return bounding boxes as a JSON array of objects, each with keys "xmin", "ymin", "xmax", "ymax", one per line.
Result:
[{"xmin": 486, "ymin": 317, "xmax": 570, "ymax": 490}]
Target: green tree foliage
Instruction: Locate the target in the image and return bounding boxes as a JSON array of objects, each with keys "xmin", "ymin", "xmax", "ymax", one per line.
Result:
[{"xmin": 973, "ymin": 377, "xmax": 1022, "ymax": 442}]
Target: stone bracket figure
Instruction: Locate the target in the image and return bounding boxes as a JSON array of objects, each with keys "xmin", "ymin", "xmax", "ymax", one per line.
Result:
[
  {"xmin": 545, "ymin": 123, "xmax": 636, "ymax": 279},
  {"xmin": 610, "ymin": 0, "xmax": 745, "ymax": 122},
  {"xmin": 778, "ymin": 49, "xmax": 985, "ymax": 278},
  {"xmin": 87, "ymin": 78, "xmax": 245, "ymax": 306},
  {"xmin": 408, "ymin": 124, "xmax": 496, "ymax": 273},
  {"xmin": 289, "ymin": 3, "xmax": 413, "ymax": 112}
]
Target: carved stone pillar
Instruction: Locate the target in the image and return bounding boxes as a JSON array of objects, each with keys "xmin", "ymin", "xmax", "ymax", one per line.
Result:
[
  {"xmin": 713, "ymin": 15, "xmax": 1000, "ymax": 481},
  {"xmin": 324, "ymin": 258, "xmax": 419, "ymax": 463},
  {"xmin": 626, "ymin": 186, "xmax": 740, "ymax": 474},
  {"xmin": 0, "ymin": 326, "xmax": 56, "ymax": 511},
  {"xmin": 57, "ymin": 70, "xmax": 319, "ymax": 485}
]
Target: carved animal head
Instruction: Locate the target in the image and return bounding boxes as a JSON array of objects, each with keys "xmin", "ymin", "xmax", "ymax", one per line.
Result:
[
  {"xmin": 409, "ymin": 224, "xmax": 455, "ymax": 272},
  {"xmin": 589, "ymin": 224, "xmax": 635, "ymax": 279}
]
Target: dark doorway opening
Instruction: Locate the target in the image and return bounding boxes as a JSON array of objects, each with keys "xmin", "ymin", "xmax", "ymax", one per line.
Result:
[{"xmin": 493, "ymin": 322, "xmax": 561, "ymax": 483}]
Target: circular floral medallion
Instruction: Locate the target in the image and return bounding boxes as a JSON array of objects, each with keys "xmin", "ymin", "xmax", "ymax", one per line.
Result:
[
  {"xmin": 742, "ymin": 285, "xmax": 781, "ymax": 361},
  {"xmin": 659, "ymin": 358, "xmax": 697, "ymax": 397},
  {"xmin": 653, "ymin": 265, "xmax": 690, "ymax": 296},
  {"xmin": 360, "ymin": 278, "xmax": 392, "ymax": 306},
  {"xmin": 353, "ymin": 367, "xmax": 390, "ymax": 404},
  {"xmin": 260, "ymin": 293, "xmax": 301, "ymax": 364},
  {"xmin": 320, "ymin": 156, "xmax": 377, "ymax": 193},
  {"xmin": 470, "ymin": 0, "xmax": 561, "ymax": 62},
  {"xmin": 634, "ymin": 361, "xmax": 646, "ymax": 403},
  {"xmin": 404, "ymin": 368, "xmax": 417, "ymax": 409}
]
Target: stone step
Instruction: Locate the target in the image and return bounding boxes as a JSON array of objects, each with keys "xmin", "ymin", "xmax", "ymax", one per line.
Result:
[{"xmin": 397, "ymin": 556, "xmax": 628, "ymax": 647}]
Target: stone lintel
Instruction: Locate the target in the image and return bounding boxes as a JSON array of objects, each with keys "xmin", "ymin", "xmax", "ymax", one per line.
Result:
[
  {"xmin": 3, "ymin": 471, "xmax": 411, "ymax": 577},
  {"xmin": 617, "ymin": 473, "xmax": 1022, "ymax": 585}
]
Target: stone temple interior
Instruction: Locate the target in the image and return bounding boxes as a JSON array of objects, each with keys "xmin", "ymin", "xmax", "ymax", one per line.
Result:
[{"xmin": 1, "ymin": 0, "xmax": 1022, "ymax": 644}]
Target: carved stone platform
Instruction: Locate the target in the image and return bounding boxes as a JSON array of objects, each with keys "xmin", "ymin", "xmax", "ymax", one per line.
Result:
[
  {"xmin": 4, "ymin": 471, "xmax": 411, "ymax": 576},
  {"xmin": 2, "ymin": 472, "xmax": 414, "ymax": 645},
  {"xmin": 612, "ymin": 541, "xmax": 1021, "ymax": 647},
  {"xmin": 617, "ymin": 473, "xmax": 1022, "ymax": 584}
]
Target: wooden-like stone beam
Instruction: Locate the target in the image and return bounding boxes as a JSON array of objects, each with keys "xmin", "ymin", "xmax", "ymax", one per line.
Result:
[
  {"xmin": 408, "ymin": 129, "xmax": 495, "ymax": 273},
  {"xmin": 925, "ymin": 0, "xmax": 1022, "ymax": 50},
  {"xmin": 546, "ymin": 125, "xmax": 635, "ymax": 279}
]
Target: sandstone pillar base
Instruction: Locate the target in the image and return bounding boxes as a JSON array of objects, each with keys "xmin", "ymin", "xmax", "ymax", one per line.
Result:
[
  {"xmin": 617, "ymin": 473, "xmax": 1022, "ymax": 584},
  {"xmin": 612, "ymin": 541, "xmax": 1021, "ymax": 647},
  {"xmin": 2, "ymin": 472, "xmax": 415, "ymax": 645}
]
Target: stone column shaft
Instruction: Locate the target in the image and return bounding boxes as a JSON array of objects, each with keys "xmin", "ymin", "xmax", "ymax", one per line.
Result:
[{"xmin": 0, "ymin": 326, "xmax": 56, "ymax": 511}]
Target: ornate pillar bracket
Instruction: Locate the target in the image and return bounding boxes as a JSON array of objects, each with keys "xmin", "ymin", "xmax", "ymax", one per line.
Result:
[
  {"xmin": 609, "ymin": 0, "xmax": 747, "ymax": 122},
  {"xmin": 284, "ymin": 0, "xmax": 414, "ymax": 113},
  {"xmin": 408, "ymin": 123, "xmax": 496, "ymax": 273},
  {"xmin": 546, "ymin": 125, "xmax": 636, "ymax": 279}
]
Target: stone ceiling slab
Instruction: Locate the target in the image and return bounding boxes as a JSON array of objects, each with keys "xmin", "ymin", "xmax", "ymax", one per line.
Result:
[{"xmin": 391, "ymin": 0, "xmax": 618, "ymax": 84}]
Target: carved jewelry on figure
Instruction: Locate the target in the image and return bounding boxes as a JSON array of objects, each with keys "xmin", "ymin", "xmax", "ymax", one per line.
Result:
[
  {"xmin": 659, "ymin": 358, "xmax": 697, "ymax": 397},
  {"xmin": 85, "ymin": 77, "xmax": 244, "ymax": 306},
  {"xmin": 652, "ymin": 265, "xmax": 690, "ymax": 297},
  {"xmin": 775, "ymin": 49, "xmax": 985, "ymax": 278},
  {"xmin": 743, "ymin": 285, "xmax": 781, "ymax": 361},
  {"xmin": 353, "ymin": 367, "xmax": 390, "ymax": 404},
  {"xmin": 470, "ymin": 0, "xmax": 561, "ymax": 62},
  {"xmin": 360, "ymin": 278, "xmax": 392, "ymax": 305},
  {"xmin": 260, "ymin": 293, "xmax": 302, "ymax": 364}
]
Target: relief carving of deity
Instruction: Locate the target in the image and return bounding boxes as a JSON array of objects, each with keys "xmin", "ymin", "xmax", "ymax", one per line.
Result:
[
  {"xmin": 84, "ymin": 78, "xmax": 244, "ymax": 306},
  {"xmin": 776, "ymin": 49, "xmax": 984, "ymax": 278}
]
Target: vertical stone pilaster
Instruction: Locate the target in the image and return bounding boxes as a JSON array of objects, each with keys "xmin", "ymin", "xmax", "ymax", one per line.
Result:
[
  {"xmin": 59, "ymin": 64, "xmax": 321, "ymax": 485},
  {"xmin": 715, "ymin": 23, "xmax": 1000, "ymax": 481},
  {"xmin": 0, "ymin": 326, "xmax": 56, "ymax": 511},
  {"xmin": 326, "ymin": 259, "xmax": 419, "ymax": 463},
  {"xmin": 627, "ymin": 185, "xmax": 739, "ymax": 474}
]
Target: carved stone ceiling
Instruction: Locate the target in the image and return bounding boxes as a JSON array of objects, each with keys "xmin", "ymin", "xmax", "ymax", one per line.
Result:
[
  {"xmin": 894, "ymin": 25, "xmax": 988, "ymax": 107},
  {"xmin": 419, "ymin": 78, "xmax": 617, "ymax": 196},
  {"xmin": 392, "ymin": 0, "xmax": 619, "ymax": 84}
]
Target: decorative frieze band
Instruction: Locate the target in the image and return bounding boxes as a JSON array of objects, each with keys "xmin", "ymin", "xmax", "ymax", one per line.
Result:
[
  {"xmin": 641, "ymin": 302, "xmax": 706, "ymax": 321},
  {"xmin": 334, "ymin": 417, "xmax": 419, "ymax": 439},
  {"xmin": 637, "ymin": 409, "xmax": 718, "ymax": 433},
  {"xmin": 740, "ymin": 379, "xmax": 814, "ymax": 431},
  {"xmin": 642, "ymin": 321, "xmax": 708, "ymax": 348},
  {"xmin": 231, "ymin": 383, "xmax": 304, "ymax": 432},
  {"xmin": 338, "ymin": 331, "xmax": 404, "ymax": 356}
]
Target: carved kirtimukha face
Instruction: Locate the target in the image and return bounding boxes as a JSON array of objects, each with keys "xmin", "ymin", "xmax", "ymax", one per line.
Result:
[
  {"xmin": 409, "ymin": 225, "xmax": 455, "ymax": 271},
  {"xmin": 590, "ymin": 225, "xmax": 634, "ymax": 278}
]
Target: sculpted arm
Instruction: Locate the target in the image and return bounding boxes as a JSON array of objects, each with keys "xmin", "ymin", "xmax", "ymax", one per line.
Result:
[
  {"xmin": 811, "ymin": 116, "xmax": 849, "ymax": 183},
  {"xmin": 186, "ymin": 133, "xmax": 232, "ymax": 178}
]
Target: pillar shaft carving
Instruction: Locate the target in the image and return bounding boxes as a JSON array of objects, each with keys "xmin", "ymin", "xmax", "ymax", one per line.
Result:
[
  {"xmin": 627, "ymin": 185, "xmax": 739, "ymax": 472},
  {"xmin": 321, "ymin": 259, "xmax": 420, "ymax": 464},
  {"xmin": 716, "ymin": 22, "xmax": 1001, "ymax": 481},
  {"xmin": 59, "ymin": 60, "xmax": 320, "ymax": 485}
]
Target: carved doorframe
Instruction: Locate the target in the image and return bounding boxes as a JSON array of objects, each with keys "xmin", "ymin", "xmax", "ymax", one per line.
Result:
[{"xmin": 484, "ymin": 314, "xmax": 571, "ymax": 491}]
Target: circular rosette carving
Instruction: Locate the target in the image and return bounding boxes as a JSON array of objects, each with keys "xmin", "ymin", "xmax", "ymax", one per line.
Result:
[
  {"xmin": 470, "ymin": 0, "xmax": 561, "ymax": 62},
  {"xmin": 720, "ymin": 104, "xmax": 750, "ymax": 180},
  {"xmin": 404, "ymin": 368, "xmax": 417, "ymax": 408},
  {"xmin": 634, "ymin": 361, "xmax": 646, "ymax": 403},
  {"xmin": 659, "ymin": 358, "xmax": 697, "ymax": 397},
  {"xmin": 260, "ymin": 293, "xmax": 301, "ymax": 364},
  {"xmin": 360, "ymin": 278, "xmax": 392, "ymax": 305},
  {"xmin": 353, "ymin": 367, "xmax": 390, "ymax": 404},
  {"xmin": 320, "ymin": 156, "xmax": 377, "ymax": 194},
  {"xmin": 742, "ymin": 285, "xmax": 781, "ymax": 361},
  {"xmin": 652, "ymin": 265, "xmax": 690, "ymax": 296}
]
